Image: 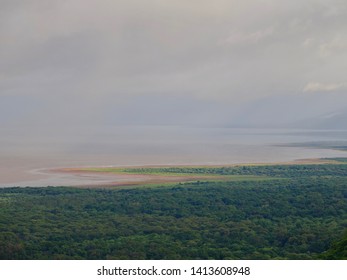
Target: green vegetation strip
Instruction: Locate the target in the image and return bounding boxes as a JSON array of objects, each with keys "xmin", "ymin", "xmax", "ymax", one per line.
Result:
[{"xmin": 81, "ymin": 162, "xmax": 347, "ymax": 179}]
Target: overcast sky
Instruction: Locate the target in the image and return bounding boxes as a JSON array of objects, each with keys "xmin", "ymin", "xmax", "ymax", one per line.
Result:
[{"xmin": 1, "ymin": 0, "xmax": 347, "ymax": 128}]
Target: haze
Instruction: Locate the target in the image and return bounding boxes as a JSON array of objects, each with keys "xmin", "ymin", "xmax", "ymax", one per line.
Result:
[{"xmin": 1, "ymin": 0, "xmax": 347, "ymax": 129}]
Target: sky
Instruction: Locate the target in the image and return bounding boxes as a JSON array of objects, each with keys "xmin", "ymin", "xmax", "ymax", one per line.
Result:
[{"xmin": 1, "ymin": 0, "xmax": 347, "ymax": 129}]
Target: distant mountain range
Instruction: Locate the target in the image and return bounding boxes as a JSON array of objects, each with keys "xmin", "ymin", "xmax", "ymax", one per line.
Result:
[
  {"xmin": 2, "ymin": 88, "xmax": 346, "ymax": 130},
  {"xmin": 227, "ymin": 91, "xmax": 347, "ymax": 130},
  {"xmin": 290, "ymin": 110, "xmax": 347, "ymax": 130}
]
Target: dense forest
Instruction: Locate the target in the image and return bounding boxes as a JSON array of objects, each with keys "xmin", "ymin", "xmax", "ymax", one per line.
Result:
[{"xmin": 1, "ymin": 162, "xmax": 347, "ymax": 259}]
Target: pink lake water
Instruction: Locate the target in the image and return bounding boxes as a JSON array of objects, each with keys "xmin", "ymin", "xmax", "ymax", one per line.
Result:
[{"xmin": 1, "ymin": 126, "xmax": 347, "ymax": 187}]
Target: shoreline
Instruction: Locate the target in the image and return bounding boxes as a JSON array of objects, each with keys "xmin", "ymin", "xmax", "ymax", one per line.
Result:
[
  {"xmin": 41, "ymin": 157, "xmax": 345, "ymax": 188},
  {"xmin": 1, "ymin": 157, "xmax": 344, "ymax": 188},
  {"xmin": 51, "ymin": 157, "xmax": 342, "ymax": 172}
]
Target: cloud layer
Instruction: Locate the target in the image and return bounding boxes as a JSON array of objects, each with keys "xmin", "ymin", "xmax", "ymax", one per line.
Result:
[{"xmin": 1, "ymin": 0, "xmax": 347, "ymax": 128}]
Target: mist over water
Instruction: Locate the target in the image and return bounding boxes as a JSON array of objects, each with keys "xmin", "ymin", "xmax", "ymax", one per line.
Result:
[{"xmin": 2, "ymin": 1, "xmax": 347, "ymax": 187}]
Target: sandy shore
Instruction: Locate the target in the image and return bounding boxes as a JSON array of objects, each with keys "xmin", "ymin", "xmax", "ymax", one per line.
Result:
[
  {"xmin": 49, "ymin": 167, "xmax": 221, "ymax": 188},
  {"xmin": 45, "ymin": 158, "xmax": 339, "ymax": 188}
]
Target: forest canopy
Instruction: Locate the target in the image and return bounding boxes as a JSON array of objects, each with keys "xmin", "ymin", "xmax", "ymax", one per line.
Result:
[{"xmin": 1, "ymin": 163, "xmax": 347, "ymax": 260}]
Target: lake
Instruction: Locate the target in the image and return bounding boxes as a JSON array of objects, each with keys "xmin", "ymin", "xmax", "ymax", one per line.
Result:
[{"xmin": 1, "ymin": 126, "xmax": 347, "ymax": 187}]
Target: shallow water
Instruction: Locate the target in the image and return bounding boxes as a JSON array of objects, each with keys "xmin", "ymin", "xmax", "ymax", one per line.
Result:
[{"xmin": 1, "ymin": 126, "xmax": 347, "ymax": 187}]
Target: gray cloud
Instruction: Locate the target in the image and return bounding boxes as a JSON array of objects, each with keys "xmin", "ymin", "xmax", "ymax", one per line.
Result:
[
  {"xmin": 1, "ymin": 0, "xmax": 347, "ymax": 129},
  {"xmin": 303, "ymin": 82, "xmax": 347, "ymax": 93}
]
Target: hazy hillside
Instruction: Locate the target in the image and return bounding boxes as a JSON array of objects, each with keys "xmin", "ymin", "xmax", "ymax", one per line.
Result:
[
  {"xmin": 227, "ymin": 92, "xmax": 347, "ymax": 129},
  {"xmin": 290, "ymin": 110, "xmax": 347, "ymax": 130}
]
